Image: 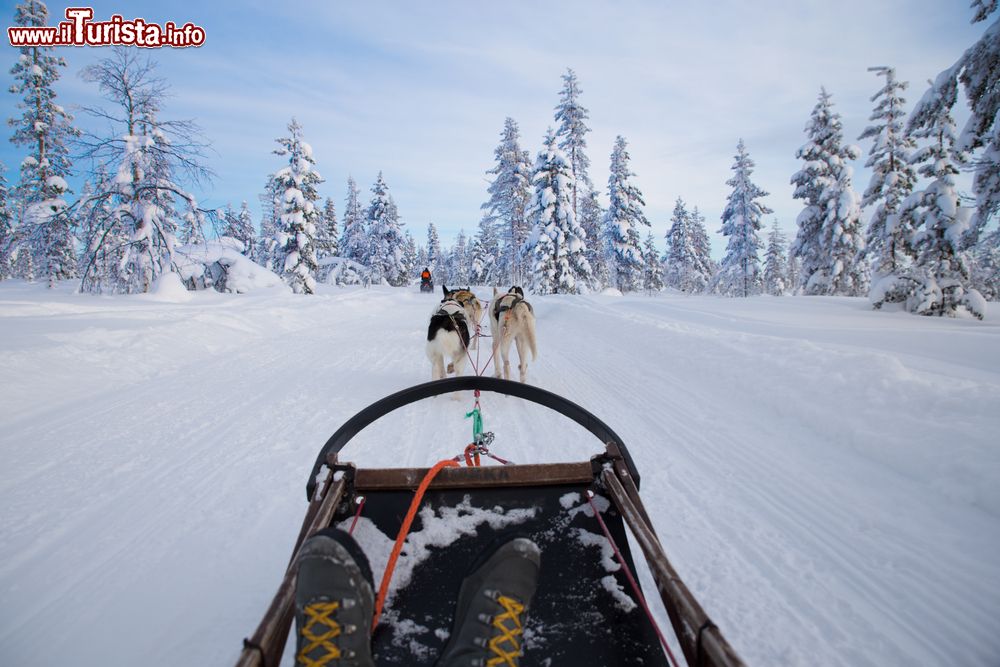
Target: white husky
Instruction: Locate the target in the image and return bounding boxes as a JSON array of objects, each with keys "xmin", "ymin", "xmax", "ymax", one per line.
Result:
[
  {"xmin": 489, "ymin": 286, "xmax": 537, "ymax": 382},
  {"xmin": 426, "ymin": 299, "xmax": 471, "ymax": 381}
]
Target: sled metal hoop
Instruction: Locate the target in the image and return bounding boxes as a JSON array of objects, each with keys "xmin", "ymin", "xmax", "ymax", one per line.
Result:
[{"xmin": 306, "ymin": 376, "xmax": 641, "ymax": 500}]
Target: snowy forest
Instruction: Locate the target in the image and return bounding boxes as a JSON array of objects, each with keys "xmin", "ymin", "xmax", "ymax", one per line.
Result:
[{"xmin": 1, "ymin": 0, "xmax": 998, "ymax": 319}]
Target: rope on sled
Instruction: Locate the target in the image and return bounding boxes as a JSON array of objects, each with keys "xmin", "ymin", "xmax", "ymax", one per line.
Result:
[
  {"xmin": 371, "ymin": 459, "xmax": 460, "ymax": 632},
  {"xmin": 585, "ymin": 490, "xmax": 681, "ymax": 667}
]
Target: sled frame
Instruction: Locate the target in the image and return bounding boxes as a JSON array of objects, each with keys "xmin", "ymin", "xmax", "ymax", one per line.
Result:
[{"xmin": 235, "ymin": 377, "xmax": 745, "ymax": 667}]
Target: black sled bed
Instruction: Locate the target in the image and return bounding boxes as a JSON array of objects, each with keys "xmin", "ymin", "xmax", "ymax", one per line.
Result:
[{"xmin": 235, "ymin": 377, "xmax": 745, "ymax": 667}]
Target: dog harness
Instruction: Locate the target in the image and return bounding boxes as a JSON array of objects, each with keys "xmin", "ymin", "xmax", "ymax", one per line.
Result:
[{"xmin": 494, "ymin": 294, "xmax": 533, "ymax": 320}]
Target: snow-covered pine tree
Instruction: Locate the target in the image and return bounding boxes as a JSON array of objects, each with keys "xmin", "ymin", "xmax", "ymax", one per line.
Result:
[
  {"xmin": 689, "ymin": 206, "xmax": 715, "ymax": 292},
  {"xmin": 425, "ymin": 222, "xmax": 444, "ymax": 280},
  {"xmin": 716, "ymin": 140, "xmax": 771, "ymax": 297},
  {"xmin": 8, "ymin": 0, "xmax": 80, "ymax": 287},
  {"xmin": 663, "ymin": 198, "xmax": 694, "ymax": 291},
  {"xmin": 75, "ymin": 166, "xmax": 122, "ymax": 288},
  {"xmin": 786, "ymin": 253, "xmax": 801, "ymax": 295},
  {"xmin": 602, "ymin": 136, "xmax": 649, "ymax": 292},
  {"xmin": 642, "ymin": 232, "xmax": 664, "ymax": 292},
  {"xmin": 971, "ymin": 226, "xmax": 1000, "ymax": 299},
  {"xmin": 0, "ymin": 163, "xmax": 12, "ymax": 279},
  {"xmin": 77, "ymin": 48, "xmax": 210, "ymax": 293},
  {"xmin": 859, "ymin": 66, "xmax": 918, "ymax": 305},
  {"xmin": 525, "ymin": 128, "xmax": 592, "ymax": 294},
  {"xmin": 271, "ymin": 118, "xmax": 322, "ymax": 294},
  {"xmin": 365, "ymin": 172, "xmax": 406, "ymax": 286},
  {"xmin": 223, "ymin": 201, "xmax": 256, "ymax": 256},
  {"xmin": 763, "ymin": 219, "xmax": 789, "ymax": 296},
  {"xmin": 481, "ymin": 118, "xmax": 532, "ymax": 285},
  {"xmin": 255, "ymin": 175, "xmax": 281, "ymax": 270},
  {"xmin": 447, "ymin": 230, "xmax": 471, "ymax": 284},
  {"xmin": 908, "ymin": 3, "xmax": 998, "ymax": 244},
  {"xmin": 791, "ymin": 89, "xmax": 867, "ymax": 296},
  {"xmin": 315, "ymin": 197, "xmax": 339, "ymax": 261},
  {"xmin": 554, "ymin": 68, "xmax": 593, "ymax": 221},
  {"xmin": 578, "ymin": 189, "xmax": 607, "ymax": 288},
  {"xmin": 402, "ymin": 230, "xmax": 418, "ymax": 282},
  {"xmin": 339, "ymin": 176, "xmax": 366, "ymax": 264},
  {"xmin": 898, "ymin": 96, "xmax": 985, "ymax": 318},
  {"xmin": 469, "ymin": 215, "xmax": 500, "ymax": 285}
]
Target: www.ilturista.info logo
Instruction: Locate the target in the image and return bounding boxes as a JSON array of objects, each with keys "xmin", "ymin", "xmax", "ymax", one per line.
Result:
[{"xmin": 7, "ymin": 7, "xmax": 205, "ymax": 48}]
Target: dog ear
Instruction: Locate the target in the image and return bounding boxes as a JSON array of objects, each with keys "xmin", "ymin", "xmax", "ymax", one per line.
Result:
[
  {"xmin": 493, "ymin": 286, "xmax": 499, "ymax": 297},
  {"xmin": 441, "ymin": 285, "xmax": 448, "ymax": 296}
]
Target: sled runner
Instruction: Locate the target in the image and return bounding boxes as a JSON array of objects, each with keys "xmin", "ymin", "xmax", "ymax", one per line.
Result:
[{"xmin": 236, "ymin": 376, "xmax": 745, "ymax": 667}]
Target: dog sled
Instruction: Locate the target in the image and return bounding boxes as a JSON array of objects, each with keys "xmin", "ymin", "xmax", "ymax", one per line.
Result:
[{"xmin": 235, "ymin": 376, "xmax": 745, "ymax": 667}]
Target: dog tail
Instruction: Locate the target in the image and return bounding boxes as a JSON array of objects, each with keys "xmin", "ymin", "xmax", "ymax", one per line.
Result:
[{"xmin": 524, "ymin": 309, "xmax": 538, "ymax": 361}]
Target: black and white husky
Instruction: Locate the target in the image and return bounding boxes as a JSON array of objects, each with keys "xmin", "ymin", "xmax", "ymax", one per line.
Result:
[{"xmin": 426, "ymin": 298, "xmax": 471, "ymax": 380}]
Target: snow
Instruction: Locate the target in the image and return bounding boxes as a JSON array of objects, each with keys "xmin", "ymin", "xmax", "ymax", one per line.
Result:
[
  {"xmin": 45, "ymin": 176, "xmax": 68, "ymax": 193},
  {"xmin": 147, "ymin": 271, "xmax": 193, "ymax": 302},
  {"xmin": 0, "ymin": 283, "xmax": 999, "ymax": 666}
]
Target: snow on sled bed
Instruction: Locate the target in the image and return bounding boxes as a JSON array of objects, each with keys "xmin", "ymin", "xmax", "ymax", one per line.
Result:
[{"xmin": 236, "ymin": 376, "xmax": 745, "ymax": 667}]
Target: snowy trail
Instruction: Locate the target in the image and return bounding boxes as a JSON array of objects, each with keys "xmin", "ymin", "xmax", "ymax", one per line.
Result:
[
  {"xmin": 536, "ymin": 296, "xmax": 1000, "ymax": 666},
  {"xmin": 1, "ymin": 283, "xmax": 998, "ymax": 666}
]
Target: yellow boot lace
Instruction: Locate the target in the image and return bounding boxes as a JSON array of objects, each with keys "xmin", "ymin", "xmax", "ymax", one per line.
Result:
[
  {"xmin": 486, "ymin": 595, "xmax": 525, "ymax": 666},
  {"xmin": 298, "ymin": 601, "xmax": 342, "ymax": 667}
]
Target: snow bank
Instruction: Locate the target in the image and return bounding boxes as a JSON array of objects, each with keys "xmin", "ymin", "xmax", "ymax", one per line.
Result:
[{"xmin": 175, "ymin": 241, "xmax": 286, "ymax": 294}]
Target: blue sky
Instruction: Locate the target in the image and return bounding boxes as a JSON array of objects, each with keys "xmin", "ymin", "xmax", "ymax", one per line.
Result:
[{"xmin": 0, "ymin": 0, "xmax": 988, "ymax": 255}]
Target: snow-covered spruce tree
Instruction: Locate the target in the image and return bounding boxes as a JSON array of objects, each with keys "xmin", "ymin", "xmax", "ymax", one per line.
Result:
[
  {"xmin": 763, "ymin": 220, "xmax": 789, "ymax": 296},
  {"xmin": 690, "ymin": 207, "xmax": 716, "ymax": 292},
  {"xmin": 716, "ymin": 140, "xmax": 771, "ymax": 297},
  {"xmin": 0, "ymin": 163, "xmax": 12, "ymax": 279},
  {"xmin": 663, "ymin": 198, "xmax": 694, "ymax": 291},
  {"xmin": 554, "ymin": 68, "xmax": 593, "ymax": 221},
  {"xmin": 365, "ymin": 172, "xmax": 406, "ymax": 286},
  {"xmin": 425, "ymin": 221, "xmax": 443, "ymax": 279},
  {"xmin": 791, "ymin": 89, "xmax": 867, "ymax": 296},
  {"xmin": 314, "ymin": 197, "xmax": 338, "ymax": 261},
  {"xmin": 909, "ymin": 2, "xmax": 998, "ymax": 244},
  {"xmin": 971, "ymin": 226, "xmax": 1000, "ymax": 299},
  {"xmin": 223, "ymin": 201, "xmax": 256, "ymax": 256},
  {"xmin": 402, "ymin": 230, "xmax": 418, "ymax": 281},
  {"xmin": 77, "ymin": 48, "xmax": 210, "ymax": 294},
  {"xmin": 482, "ymin": 118, "xmax": 532, "ymax": 285},
  {"xmin": 642, "ymin": 232, "xmax": 664, "ymax": 292},
  {"xmin": 447, "ymin": 229, "xmax": 471, "ymax": 284},
  {"xmin": 525, "ymin": 128, "xmax": 592, "ymax": 294},
  {"xmin": 602, "ymin": 136, "xmax": 650, "ymax": 292},
  {"xmin": 339, "ymin": 176, "xmax": 366, "ymax": 264},
  {"xmin": 255, "ymin": 175, "xmax": 281, "ymax": 270},
  {"xmin": 899, "ymin": 98, "xmax": 985, "ymax": 318},
  {"xmin": 578, "ymin": 189, "xmax": 607, "ymax": 288},
  {"xmin": 786, "ymin": 252, "xmax": 801, "ymax": 294},
  {"xmin": 8, "ymin": 0, "xmax": 81, "ymax": 287},
  {"xmin": 859, "ymin": 66, "xmax": 918, "ymax": 305},
  {"xmin": 75, "ymin": 166, "xmax": 121, "ymax": 287},
  {"xmin": 470, "ymin": 215, "xmax": 500, "ymax": 285},
  {"xmin": 271, "ymin": 118, "xmax": 322, "ymax": 294}
]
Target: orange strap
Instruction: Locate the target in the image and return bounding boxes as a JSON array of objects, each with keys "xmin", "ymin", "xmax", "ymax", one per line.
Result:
[
  {"xmin": 464, "ymin": 444, "xmax": 481, "ymax": 467},
  {"xmin": 371, "ymin": 459, "xmax": 459, "ymax": 631}
]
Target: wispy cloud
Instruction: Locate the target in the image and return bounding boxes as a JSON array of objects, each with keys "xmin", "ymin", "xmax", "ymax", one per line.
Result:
[{"xmin": 0, "ymin": 0, "xmax": 985, "ymax": 253}]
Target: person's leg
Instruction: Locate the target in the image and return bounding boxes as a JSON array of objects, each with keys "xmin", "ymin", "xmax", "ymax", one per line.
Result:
[
  {"xmin": 436, "ymin": 537, "xmax": 541, "ymax": 667},
  {"xmin": 294, "ymin": 528, "xmax": 375, "ymax": 667}
]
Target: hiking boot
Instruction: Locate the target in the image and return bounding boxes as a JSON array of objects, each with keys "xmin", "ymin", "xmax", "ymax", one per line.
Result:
[
  {"xmin": 436, "ymin": 537, "xmax": 541, "ymax": 667},
  {"xmin": 294, "ymin": 528, "xmax": 375, "ymax": 667}
]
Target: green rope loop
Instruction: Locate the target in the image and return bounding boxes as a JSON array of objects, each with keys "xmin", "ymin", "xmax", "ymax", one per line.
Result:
[{"xmin": 465, "ymin": 406, "xmax": 483, "ymax": 441}]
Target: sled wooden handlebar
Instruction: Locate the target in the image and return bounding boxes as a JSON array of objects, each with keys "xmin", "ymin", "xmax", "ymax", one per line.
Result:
[{"xmin": 306, "ymin": 376, "xmax": 642, "ymax": 500}]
